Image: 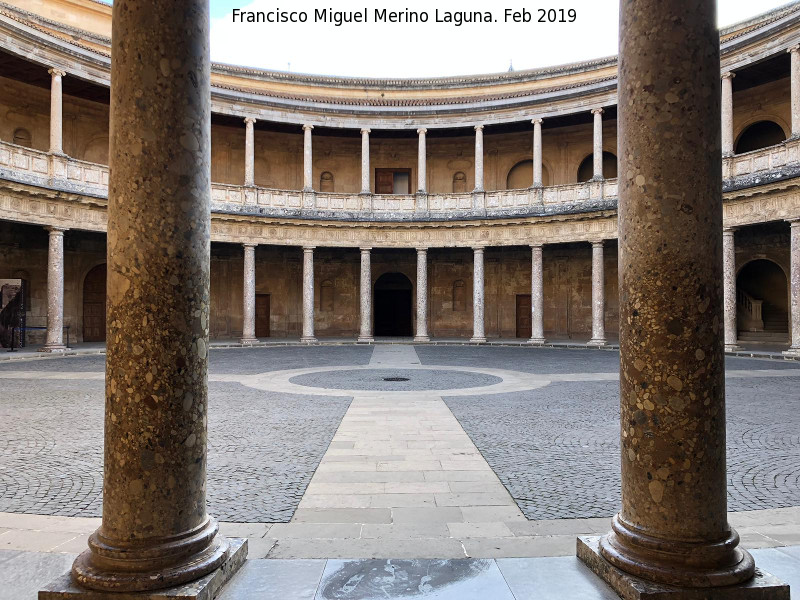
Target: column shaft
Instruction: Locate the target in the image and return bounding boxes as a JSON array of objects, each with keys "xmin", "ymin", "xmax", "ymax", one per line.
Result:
[
  {"xmin": 48, "ymin": 69, "xmax": 65, "ymax": 155},
  {"xmin": 360, "ymin": 129, "xmax": 371, "ymax": 194},
  {"xmin": 415, "ymin": 248, "xmax": 429, "ymax": 341},
  {"xmin": 244, "ymin": 117, "xmax": 255, "ymax": 186},
  {"xmin": 470, "ymin": 247, "xmax": 486, "ymax": 343},
  {"xmin": 417, "ymin": 129, "xmax": 427, "ymax": 193},
  {"xmin": 723, "ymin": 229, "xmax": 740, "ymax": 351},
  {"xmin": 592, "ymin": 108, "xmax": 604, "ymax": 179},
  {"xmin": 787, "ymin": 221, "xmax": 800, "ymax": 356},
  {"xmin": 303, "ymin": 125, "xmax": 314, "ymax": 191},
  {"xmin": 588, "ymin": 241, "xmax": 606, "ymax": 346},
  {"xmin": 529, "ymin": 245, "xmax": 545, "ymax": 344},
  {"xmin": 722, "ymin": 73, "xmax": 735, "ymax": 156},
  {"xmin": 358, "ymin": 248, "xmax": 373, "ymax": 342},
  {"xmin": 532, "ymin": 119, "xmax": 543, "ymax": 187},
  {"xmin": 474, "ymin": 126, "xmax": 484, "ymax": 192},
  {"xmin": 301, "ymin": 247, "xmax": 316, "ymax": 342},
  {"xmin": 40, "ymin": 227, "xmax": 67, "ymax": 352},
  {"xmin": 790, "ymin": 47, "xmax": 800, "ymax": 138},
  {"xmin": 241, "ymin": 244, "xmax": 257, "ymax": 343}
]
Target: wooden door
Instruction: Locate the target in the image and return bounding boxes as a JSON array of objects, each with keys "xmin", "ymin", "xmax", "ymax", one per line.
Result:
[
  {"xmin": 516, "ymin": 294, "xmax": 531, "ymax": 339},
  {"xmin": 375, "ymin": 169, "xmax": 395, "ymax": 194},
  {"xmin": 83, "ymin": 264, "xmax": 106, "ymax": 342},
  {"xmin": 255, "ymin": 294, "xmax": 270, "ymax": 338}
]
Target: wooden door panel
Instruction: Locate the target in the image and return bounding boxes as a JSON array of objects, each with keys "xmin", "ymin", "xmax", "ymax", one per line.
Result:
[
  {"xmin": 516, "ymin": 294, "xmax": 531, "ymax": 339},
  {"xmin": 255, "ymin": 294, "xmax": 270, "ymax": 338},
  {"xmin": 83, "ymin": 264, "xmax": 107, "ymax": 342}
]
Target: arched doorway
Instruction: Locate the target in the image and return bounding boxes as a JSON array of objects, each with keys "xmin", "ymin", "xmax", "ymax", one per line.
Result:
[
  {"xmin": 736, "ymin": 259, "xmax": 789, "ymax": 342},
  {"xmin": 577, "ymin": 152, "xmax": 618, "ymax": 182},
  {"xmin": 83, "ymin": 264, "xmax": 107, "ymax": 342},
  {"xmin": 735, "ymin": 121, "xmax": 786, "ymax": 154},
  {"xmin": 506, "ymin": 159, "xmax": 551, "ymax": 188},
  {"xmin": 374, "ymin": 272, "xmax": 412, "ymax": 337}
]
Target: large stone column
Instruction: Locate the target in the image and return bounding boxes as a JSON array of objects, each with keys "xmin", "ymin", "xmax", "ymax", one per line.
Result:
[
  {"xmin": 39, "ymin": 226, "xmax": 67, "ymax": 352},
  {"xmin": 358, "ymin": 247, "xmax": 373, "ymax": 343},
  {"xmin": 580, "ymin": 0, "xmax": 761, "ymax": 594},
  {"xmin": 786, "ymin": 220, "xmax": 800, "ymax": 358},
  {"xmin": 473, "ymin": 125, "xmax": 484, "ymax": 192},
  {"xmin": 723, "ymin": 228, "xmax": 741, "ymax": 352},
  {"xmin": 69, "ymin": 0, "xmax": 236, "ymax": 592},
  {"xmin": 415, "ymin": 247, "xmax": 429, "ymax": 342},
  {"xmin": 470, "ymin": 247, "xmax": 486, "ymax": 343},
  {"xmin": 789, "ymin": 46, "xmax": 800, "ymax": 139},
  {"xmin": 48, "ymin": 68, "xmax": 65, "ymax": 155},
  {"xmin": 529, "ymin": 244, "xmax": 545, "ymax": 345},
  {"xmin": 532, "ymin": 118, "xmax": 543, "ymax": 187},
  {"xmin": 244, "ymin": 117, "xmax": 255, "ymax": 186},
  {"xmin": 302, "ymin": 124, "xmax": 314, "ymax": 191},
  {"xmin": 360, "ymin": 128, "xmax": 371, "ymax": 194},
  {"xmin": 587, "ymin": 241, "xmax": 607, "ymax": 346},
  {"xmin": 722, "ymin": 72, "xmax": 736, "ymax": 156},
  {"xmin": 591, "ymin": 108, "xmax": 604, "ymax": 180},
  {"xmin": 301, "ymin": 246, "xmax": 317, "ymax": 342},
  {"xmin": 417, "ymin": 128, "xmax": 427, "ymax": 193},
  {"xmin": 240, "ymin": 243, "xmax": 257, "ymax": 344}
]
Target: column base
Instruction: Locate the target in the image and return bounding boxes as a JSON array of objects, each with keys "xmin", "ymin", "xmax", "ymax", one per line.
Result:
[
  {"xmin": 413, "ymin": 335, "xmax": 430, "ymax": 342},
  {"xmin": 38, "ymin": 344, "xmax": 68, "ymax": 353},
  {"xmin": 239, "ymin": 337, "xmax": 258, "ymax": 345},
  {"xmin": 40, "ymin": 538, "xmax": 247, "ymax": 600},
  {"xmin": 527, "ymin": 337, "xmax": 546, "ymax": 345},
  {"xmin": 357, "ymin": 336, "xmax": 374, "ymax": 344},
  {"xmin": 725, "ymin": 343, "xmax": 743, "ymax": 353},
  {"xmin": 587, "ymin": 339, "xmax": 608, "ymax": 347},
  {"xmin": 469, "ymin": 336, "xmax": 487, "ymax": 344},
  {"xmin": 578, "ymin": 536, "xmax": 788, "ymax": 600},
  {"xmin": 783, "ymin": 347, "xmax": 800, "ymax": 358},
  {"xmin": 300, "ymin": 336, "xmax": 318, "ymax": 344}
]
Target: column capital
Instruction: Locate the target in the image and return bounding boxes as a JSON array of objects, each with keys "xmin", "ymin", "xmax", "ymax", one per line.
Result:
[
  {"xmin": 359, "ymin": 246, "xmax": 372, "ymax": 252},
  {"xmin": 415, "ymin": 246, "xmax": 428, "ymax": 253},
  {"xmin": 591, "ymin": 107, "xmax": 604, "ymax": 115},
  {"xmin": 474, "ymin": 124, "xmax": 484, "ymax": 132},
  {"xmin": 591, "ymin": 239, "xmax": 605, "ymax": 248},
  {"xmin": 788, "ymin": 44, "xmax": 800, "ymax": 54},
  {"xmin": 242, "ymin": 242, "xmax": 257, "ymax": 248},
  {"xmin": 48, "ymin": 68, "xmax": 66, "ymax": 78},
  {"xmin": 243, "ymin": 116, "xmax": 256, "ymax": 125},
  {"xmin": 788, "ymin": 218, "xmax": 800, "ymax": 226},
  {"xmin": 46, "ymin": 226, "xmax": 68, "ymax": 234},
  {"xmin": 302, "ymin": 124, "xmax": 314, "ymax": 132},
  {"xmin": 472, "ymin": 245, "xmax": 486, "ymax": 252},
  {"xmin": 302, "ymin": 245, "xmax": 315, "ymax": 252},
  {"xmin": 531, "ymin": 118, "xmax": 543, "ymax": 125},
  {"xmin": 722, "ymin": 226, "xmax": 738, "ymax": 234},
  {"xmin": 417, "ymin": 128, "xmax": 428, "ymax": 135},
  {"xmin": 530, "ymin": 243, "xmax": 544, "ymax": 250},
  {"xmin": 360, "ymin": 128, "xmax": 371, "ymax": 135},
  {"xmin": 721, "ymin": 71, "xmax": 736, "ymax": 80}
]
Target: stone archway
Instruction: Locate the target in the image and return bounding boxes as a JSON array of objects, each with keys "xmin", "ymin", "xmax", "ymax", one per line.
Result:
[
  {"xmin": 374, "ymin": 272, "xmax": 413, "ymax": 337},
  {"xmin": 82, "ymin": 263, "xmax": 106, "ymax": 342},
  {"xmin": 736, "ymin": 258, "xmax": 789, "ymax": 342}
]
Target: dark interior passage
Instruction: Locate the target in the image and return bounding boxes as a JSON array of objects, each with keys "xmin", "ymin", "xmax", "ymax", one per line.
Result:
[{"xmin": 374, "ymin": 272, "xmax": 413, "ymax": 336}]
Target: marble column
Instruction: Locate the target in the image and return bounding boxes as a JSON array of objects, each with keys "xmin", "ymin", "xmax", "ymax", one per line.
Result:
[
  {"xmin": 789, "ymin": 46, "xmax": 800, "ymax": 138},
  {"xmin": 38, "ymin": 226, "xmax": 67, "ymax": 352},
  {"xmin": 473, "ymin": 125, "xmax": 484, "ymax": 192},
  {"xmin": 417, "ymin": 128, "xmax": 427, "ymax": 193},
  {"xmin": 580, "ymin": 0, "xmax": 758, "ymax": 592},
  {"xmin": 360, "ymin": 128, "xmax": 371, "ymax": 194},
  {"xmin": 529, "ymin": 244, "xmax": 545, "ymax": 345},
  {"xmin": 240, "ymin": 243, "xmax": 257, "ymax": 344},
  {"xmin": 786, "ymin": 220, "xmax": 800, "ymax": 357},
  {"xmin": 70, "ymin": 0, "xmax": 234, "ymax": 592},
  {"xmin": 723, "ymin": 228, "xmax": 741, "ymax": 352},
  {"xmin": 470, "ymin": 247, "xmax": 486, "ymax": 343},
  {"xmin": 48, "ymin": 68, "xmax": 65, "ymax": 155},
  {"xmin": 302, "ymin": 124, "xmax": 314, "ymax": 191},
  {"xmin": 587, "ymin": 241, "xmax": 606, "ymax": 346},
  {"xmin": 591, "ymin": 108, "xmax": 604, "ymax": 180},
  {"xmin": 244, "ymin": 117, "xmax": 256, "ymax": 186},
  {"xmin": 532, "ymin": 118, "xmax": 543, "ymax": 187},
  {"xmin": 722, "ymin": 72, "xmax": 735, "ymax": 156},
  {"xmin": 358, "ymin": 247, "xmax": 373, "ymax": 342},
  {"xmin": 415, "ymin": 247, "xmax": 429, "ymax": 342},
  {"xmin": 301, "ymin": 246, "xmax": 317, "ymax": 342}
]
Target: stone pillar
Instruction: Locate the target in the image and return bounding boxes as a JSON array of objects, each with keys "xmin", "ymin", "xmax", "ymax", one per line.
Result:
[
  {"xmin": 39, "ymin": 226, "xmax": 67, "ymax": 352},
  {"xmin": 789, "ymin": 46, "xmax": 800, "ymax": 138},
  {"xmin": 529, "ymin": 244, "xmax": 545, "ymax": 345},
  {"xmin": 722, "ymin": 72, "xmax": 735, "ymax": 156},
  {"xmin": 532, "ymin": 118, "xmax": 543, "ymax": 187},
  {"xmin": 69, "ymin": 0, "xmax": 236, "ymax": 592},
  {"xmin": 417, "ymin": 128, "xmax": 427, "ymax": 193},
  {"xmin": 587, "ymin": 241, "xmax": 607, "ymax": 346},
  {"xmin": 240, "ymin": 243, "xmax": 257, "ymax": 344},
  {"xmin": 358, "ymin": 247, "xmax": 373, "ymax": 342},
  {"xmin": 470, "ymin": 247, "xmax": 486, "ymax": 343},
  {"xmin": 580, "ymin": 0, "xmax": 760, "ymax": 593},
  {"xmin": 360, "ymin": 128, "xmax": 371, "ymax": 194},
  {"xmin": 786, "ymin": 220, "xmax": 800, "ymax": 357},
  {"xmin": 415, "ymin": 247, "xmax": 429, "ymax": 342},
  {"xmin": 591, "ymin": 108, "xmax": 604, "ymax": 180},
  {"xmin": 48, "ymin": 68, "xmax": 65, "ymax": 155},
  {"xmin": 723, "ymin": 228, "xmax": 741, "ymax": 352},
  {"xmin": 302, "ymin": 124, "xmax": 314, "ymax": 191},
  {"xmin": 301, "ymin": 246, "xmax": 317, "ymax": 342},
  {"xmin": 473, "ymin": 125, "xmax": 484, "ymax": 192},
  {"xmin": 244, "ymin": 117, "xmax": 256, "ymax": 186}
]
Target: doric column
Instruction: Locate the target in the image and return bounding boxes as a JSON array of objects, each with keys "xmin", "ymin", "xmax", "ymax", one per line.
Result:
[
  {"xmin": 580, "ymin": 0, "xmax": 759, "ymax": 593},
  {"xmin": 722, "ymin": 72, "xmax": 735, "ymax": 156},
  {"xmin": 532, "ymin": 118, "xmax": 543, "ymax": 187},
  {"xmin": 587, "ymin": 241, "xmax": 606, "ymax": 346},
  {"xmin": 789, "ymin": 46, "xmax": 800, "ymax": 138},
  {"xmin": 417, "ymin": 128, "xmax": 427, "ymax": 193},
  {"xmin": 360, "ymin": 128, "xmax": 371, "ymax": 194},
  {"xmin": 48, "ymin": 68, "xmax": 65, "ymax": 155},
  {"xmin": 529, "ymin": 244, "xmax": 545, "ymax": 344},
  {"xmin": 240, "ymin": 243, "xmax": 257, "ymax": 344},
  {"xmin": 301, "ymin": 246, "xmax": 317, "ymax": 342},
  {"xmin": 70, "ymin": 0, "xmax": 236, "ymax": 592},
  {"xmin": 473, "ymin": 125, "xmax": 484, "ymax": 192},
  {"xmin": 302, "ymin": 124, "xmax": 314, "ymax": 191},
  {"xmin": 723, "ymin": 228, "xmax": 741, "ymax": 352},
  {"xmin": 244, "ymin": 117, "xmax": 256, "ymax": 186},
  {"xmin": 39, "ymin": 226, "xmax": 67, "ymax": 352},
  {"xmin": 591, "ymin": 108, "xmax": 604, "ymax": 180},
  {"xmin": 786, "ymin": 220, "xmax": 800, "ymax": 357},
  {"xmin": 470, "ymin": 247, "xmax": 486, "ymax": 343},
  {"xmin": 358, "ymin": 247, "xmax": 373, "ymax": 342},
  {"xmin": 414, "ymin": 247, "xmax": 429, "ymax": 342}
]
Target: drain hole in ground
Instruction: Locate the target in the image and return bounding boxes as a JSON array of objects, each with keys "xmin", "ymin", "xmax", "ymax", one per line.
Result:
[{"xmin": 383, "ymin": 377, "xmax": 410, "ymax": 382}]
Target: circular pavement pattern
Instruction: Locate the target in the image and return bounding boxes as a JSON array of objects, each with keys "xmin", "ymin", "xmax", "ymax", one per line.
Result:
[{"xmin": 288, "ymin": 368, "xmax": 502, "ymax": 391}]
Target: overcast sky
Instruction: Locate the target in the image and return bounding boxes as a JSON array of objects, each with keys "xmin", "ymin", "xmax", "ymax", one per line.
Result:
[{"xmin": 201, "ymin": 1, "xmax": 790, "ymax": 77}]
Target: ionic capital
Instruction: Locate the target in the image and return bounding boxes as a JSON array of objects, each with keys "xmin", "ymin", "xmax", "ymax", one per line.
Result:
[
  {"xmin": 591, "ymin": 107, "xmax": 604, "ymax": 116},
  {"xmin": 721, "ymin": 71, "xmax": 736, "ymax": 80},
  {"xmin": 302, "ymin": 124, "xmax": 314, "ymax": 132},
  {"xmin": 48, "ymin": 68, "xmax": 66, "ymax": 78},
  {"xmin": 360, "ymin": 128, "xmax": 371, "ymax": 135},
  {"xmin": 46, "ymin": 226, "xmax": 68, "ymax": 234},
  {"xmin": 531, "ymin": 118, "xmax": 543, "ymax": 126},
  {"xmin": 788, "ymin": 44, "xmax": 800, "ymax": 54},
  {"xmin": 474, "ymin": 125, "xmax": 484, "ymax": 132},
  {"xmin": 243, "ymin": 117, "xmax": 256, "ymax": 125},
  {"xmin": 417, "ymin": 128, "xmax": 428, "ymax": 135}
]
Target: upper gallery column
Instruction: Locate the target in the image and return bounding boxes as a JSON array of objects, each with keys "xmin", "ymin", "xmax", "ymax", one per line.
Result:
[
  {"xmin": 48, "ymin": 68, "xmax": 66, "ymax": 155},
  {"xmin": 473, "ymin": 125, "xmax": 484, "ymax": 192},
  {"xmin": 360, "ymin": 128, "xmax": 371, "ymax": 194},
  {"xmin": 786, "ymin": 219, "xmax": 800, "ymax": 357},
  {"xmin": 591, "ymin": 108, "xmax": 604, "ymax": 180},
  {"xmin": 721, "ymin": 72, "xmax": 736, "ymax": 156},
  {"xmin": 302, "ymin": 124, "xmax": 314, "ymax": 191},
  {"xmin": 244, "ymin": 117, "xmax": 256, "ymax": 186},
  {"xmin": 414, "ymin": 247, "xmax": 430, "ymax": 342},
  {"xmin": 417, "ymin": 128, "xmax": 427, "ymax": 193},
  {"xmin": 358, "ymin": 247, "xmax": 373, "ymax": 343},
  {"xmin": 529, "ymin": 244, "xmax": 545, "ymax": 344},
  {"xmin": 241, "ymin": 243, "xmax": 257, "ymax": 344},
  {"xmin": 470, "ymin": 246, "xmax": 486, "ymax": 343},
  {"xmin": 587, "ymin": 241, "xmax": 606, "ymax": 346},
  {"xmin": 70, "ymin": 0, "xmax": 234, "ymax": 591},
  {"xmin": 580, "ymin": 0, "xmax": 758, "ymax": 593},
  {"xmin": 301, "ymin": 246, "xmax": 317, "ymax": 342},
  {"xmin": 532, "ymin": 118, "xmax": 543, "ymax": 187},
  {"xmin": 789, "ymin": 45, "xmax": 800, "ymax": 138},
  {"xmin": 39, "ymin": 226, "xmax": 67, "ymax": 352},
  {"xmin": 723, "ymin": 228, "xmax": 741, "ymax": 352}
]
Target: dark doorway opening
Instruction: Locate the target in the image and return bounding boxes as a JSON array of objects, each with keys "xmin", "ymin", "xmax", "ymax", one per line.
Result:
[
  {"xmin": 255, "ymin": 294, "xmax": 270, "ymax": 338},
  {"xmin": 374, "ymin": 272, "xmax": 413, "ymax": 337},
  {"xmin": 516, "ymin": 294, "xmax": 531, "ymax": 339},
  {"xmin": 735, "ymin": 121, "xmax": 786, "ymax": 154},
  {"xmin": 83, "ymin": 263, "xmax": 106, "ymax": 342},
  {"xmin": 736, "ymin": 259, "xmax": 789, "ymax": 342}
]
